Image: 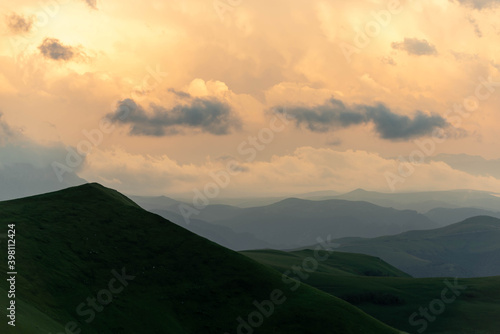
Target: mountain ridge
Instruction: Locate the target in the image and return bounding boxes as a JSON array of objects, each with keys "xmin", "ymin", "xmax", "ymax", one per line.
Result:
[
  {"xmin": 0, "ymin": 183, "xmax": 401, "ymax": 334},
  {"xmin": 326, "ymin": 215, "xmax": 500, "ymax": 277}
]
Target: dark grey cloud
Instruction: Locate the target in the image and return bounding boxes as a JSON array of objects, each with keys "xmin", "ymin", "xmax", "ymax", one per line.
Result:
[
  {"xmin": 83, "ymin": 0, "xmax": 97, "ymax": 9},
  {"xmin": 107, "ymin": 98, "xmax": 241, "ymax": 136},
  {"xmin": 391, "ymin": 38, "xmax": 437, "ymax": 56},
  {"xmin": 38, "ymin": 38, "xmax": 81, "ymax": 61},
  {"xmin": 274, "ymin": 98, "xmax": 449, "ymax": 141},
  {"xmin": 364, "ymin": 105, "xmax": 448, "ymax": 140},
  {"xmin": 454, "ymin": 0, "xmax": 500, "ymax": 9},
  {"xmin": 278, "ymin": 99, "xmax": 366, "ymax": 133},
  {"xmin": 168, "ymin": 88, "xmax": 192, "ymax": 99},
  {"xmin": 6, "ymin": 13, "xmax": 33, "ymax": 34}
]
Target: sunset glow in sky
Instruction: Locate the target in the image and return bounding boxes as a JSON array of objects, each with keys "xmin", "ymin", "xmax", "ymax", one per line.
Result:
[{"xmin": 1, "ymin": 0, "xmax": 500, "ymax": 197}]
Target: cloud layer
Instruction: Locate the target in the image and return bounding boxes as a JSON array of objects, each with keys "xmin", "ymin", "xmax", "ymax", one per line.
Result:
[
  {"xmin": 107, "ymin": 97, "xmax": 241, "ymax": 136},
  {"xmin": 80, "ymin": 146, "xmax": 500, "ymax": 197},
  {"xmin": 391, "ymin": 38, "xmax": 438, "ymax": 56},
  {"xmin": 275, "ymin": 98, "xmax": 449, "ymax": 140}
]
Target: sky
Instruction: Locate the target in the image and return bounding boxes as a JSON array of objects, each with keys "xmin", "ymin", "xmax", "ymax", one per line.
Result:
[{"xmin": 1, "ymin": 0, "xmax": 500, "ymax": 198}]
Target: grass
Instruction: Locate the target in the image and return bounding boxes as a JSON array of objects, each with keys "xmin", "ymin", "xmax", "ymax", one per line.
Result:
[
  {"xmin": 329, "ymin": 216, "xmax": 500, "ymax": 278},
  {"xmin": 242, "ymin": 249, "xmax": 412, "ymax": 278},
  {"xmin": 242, "ymin": 249, "xmax": 500, "ymax": 333},
  {"xmin": 0, "ymin": 183, "xmax": 401, "ymax": 334}
]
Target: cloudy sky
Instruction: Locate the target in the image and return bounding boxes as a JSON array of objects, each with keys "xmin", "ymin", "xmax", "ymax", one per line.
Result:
[{"xmin": 1, "ymin": 0, "xmax": 500, "ymax": 198}]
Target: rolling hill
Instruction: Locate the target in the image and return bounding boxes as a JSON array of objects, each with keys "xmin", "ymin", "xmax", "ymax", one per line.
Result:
[
  {"xmin": 0, "ymin": 183, "xmax": 402, "ymax": 334},
  {"xmin": 425, "ymin": 207, "xmax": 500, "ymax": 226},
  {"xmin": 324, "ymin": 216, "xmax": 500, "ymax": 278},
  {"xmin": 241, "ymin": 249, "xmax": 411, "ymax": 278},
  {"xmin": 241, "ymin": 249, "xmax": 500, "ymax": 334}
]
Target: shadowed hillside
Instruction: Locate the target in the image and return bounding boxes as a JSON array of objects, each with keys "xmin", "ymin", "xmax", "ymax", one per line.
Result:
[
  {"xmin": 0, "ymin": 183, "xmax": 401, "ymax": 334},
  {"xmin": 242, "ymin": 250, "xmax": 500, "ymax": 334}
]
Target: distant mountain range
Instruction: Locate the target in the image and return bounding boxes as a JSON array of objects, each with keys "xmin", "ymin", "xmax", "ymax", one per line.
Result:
[
  {"xmin": 207, "ymin": 198, "xmax": 439, "ymax": 249},
  {"xmin": 322, "ymin": 216, "xmax": 500, "ymax": 278},
  {"xmin": 133, "ymin": 188, "xmax": 500, "ymax": 213},
  {"xmin": 133, "ymin": 195, "xmax": 439, "ymax": 249},
  {"xmin": 133, "ymin": 191, "xmax": 500, "ymax": 251},
  {"xmin": 327, "ymin": 188, "xmax": 500, "ymax": 213}
]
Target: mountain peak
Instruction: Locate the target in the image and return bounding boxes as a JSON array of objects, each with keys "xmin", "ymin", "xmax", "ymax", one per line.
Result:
[
  {"xmin": 347, "ymin": 188, "xmax": 370, "ymax": 195},
  {"xmin": 6, "ymin": 182, "xmax": 141, "ymax": 209},
  {"xmin": 458, "ymin": 215, "xmax": 500, "ymax": 226}
]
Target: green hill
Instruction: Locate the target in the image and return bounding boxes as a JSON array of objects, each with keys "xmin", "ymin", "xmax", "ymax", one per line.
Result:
[
  {"xmin": 0, "ymin": 183, "xmax": 401, "ymax": 334},
  {"xmin": 425, "ymin": 207, "xmax": 500, "ymax": 226},
  {"xmin": 241, "ymin": 249, "xmax": 411, "ymax": 278},
  {"xmin": 242, "ymin": 250, "xmax": 500, "ymax": 333},
  {"xmin": 329, "ymin": 216, "xmax": 500, "ymax": 277}
]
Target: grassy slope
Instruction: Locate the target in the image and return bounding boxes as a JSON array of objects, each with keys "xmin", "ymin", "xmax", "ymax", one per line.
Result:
[
  {"xmin": 242, "ymin": 250, "xmax": 500, "ymax": 334},
  {"xmin": 241, "ymin": 249, "xmax": 411, "ymax": 278},
  {"xmin": 0, "ymin": 286, "xmax": 65, "ymax": 334},
  {"xmin": 308, "ymin": 275, "xmax": 500, "ymax": 334},
  {"xmin": 0, "ymin": 183, "xmax": 401, "ymax": 334},
  {"xmin": 332, "ymin": 216, "xmax": 500, "ymax": 277}
]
